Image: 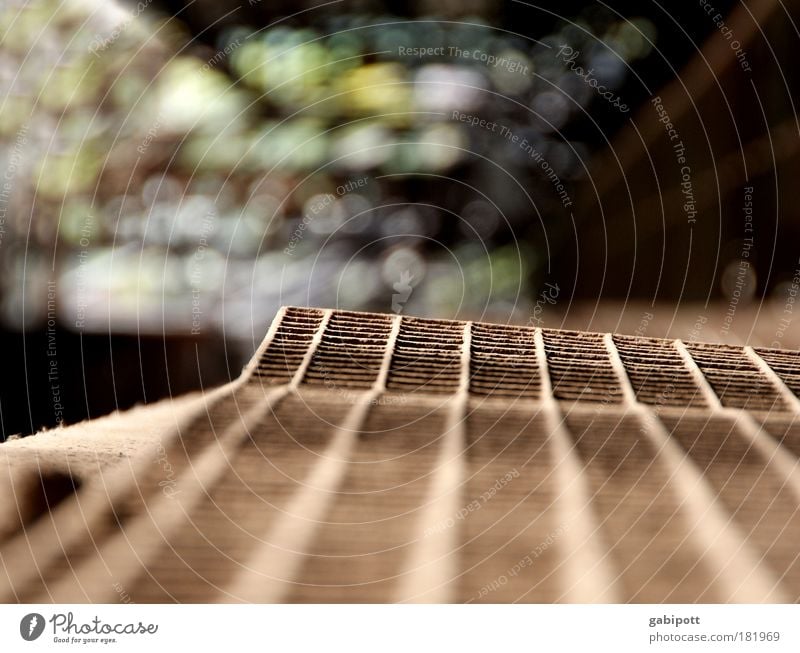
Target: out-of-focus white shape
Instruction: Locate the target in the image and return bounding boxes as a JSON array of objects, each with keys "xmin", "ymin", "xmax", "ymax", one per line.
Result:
[
  {"xmin": 489, "ymin": 49, "xmax": 533, "ymax": 95},
  {"xmin": 381, "ymin": 246, "xmax": 426, "ymax": 288},
  {"xmin": 415, "ymin": 123, "xmax": 466, "ymax": 171},
  {"xmin": 721, "ymin": 258, "xmax": 757, "ymax": 302},
  {"xmin": 332, "ymin": 123, "xmax": 392, "ymax": 171},
  {"xmin": 336, "ymin": 260, "xmax": 382, "ymax": 307},
  {"xmin": 413, "ymin": 65, "xmax": 486, "ymax": 113},
  {"xmin": 530, "ymin": 90, "xmax": 569, "ymax": 131}
]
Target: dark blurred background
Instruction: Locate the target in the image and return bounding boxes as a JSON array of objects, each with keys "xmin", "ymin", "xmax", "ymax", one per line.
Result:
[{"xmin": 1, "ymin": 0, "xmax": 798, "ymax": 437}]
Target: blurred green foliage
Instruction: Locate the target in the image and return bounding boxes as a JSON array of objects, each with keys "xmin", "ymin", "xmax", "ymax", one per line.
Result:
[{"xmin": 0, "ymin": 0, "xmax": 655, "ymax": 335}]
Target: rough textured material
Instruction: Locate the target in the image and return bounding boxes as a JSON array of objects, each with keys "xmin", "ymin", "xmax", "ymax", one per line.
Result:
[{"xmin": 1, "ymin": 306, "xmax": 799, "ymax": 603}]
